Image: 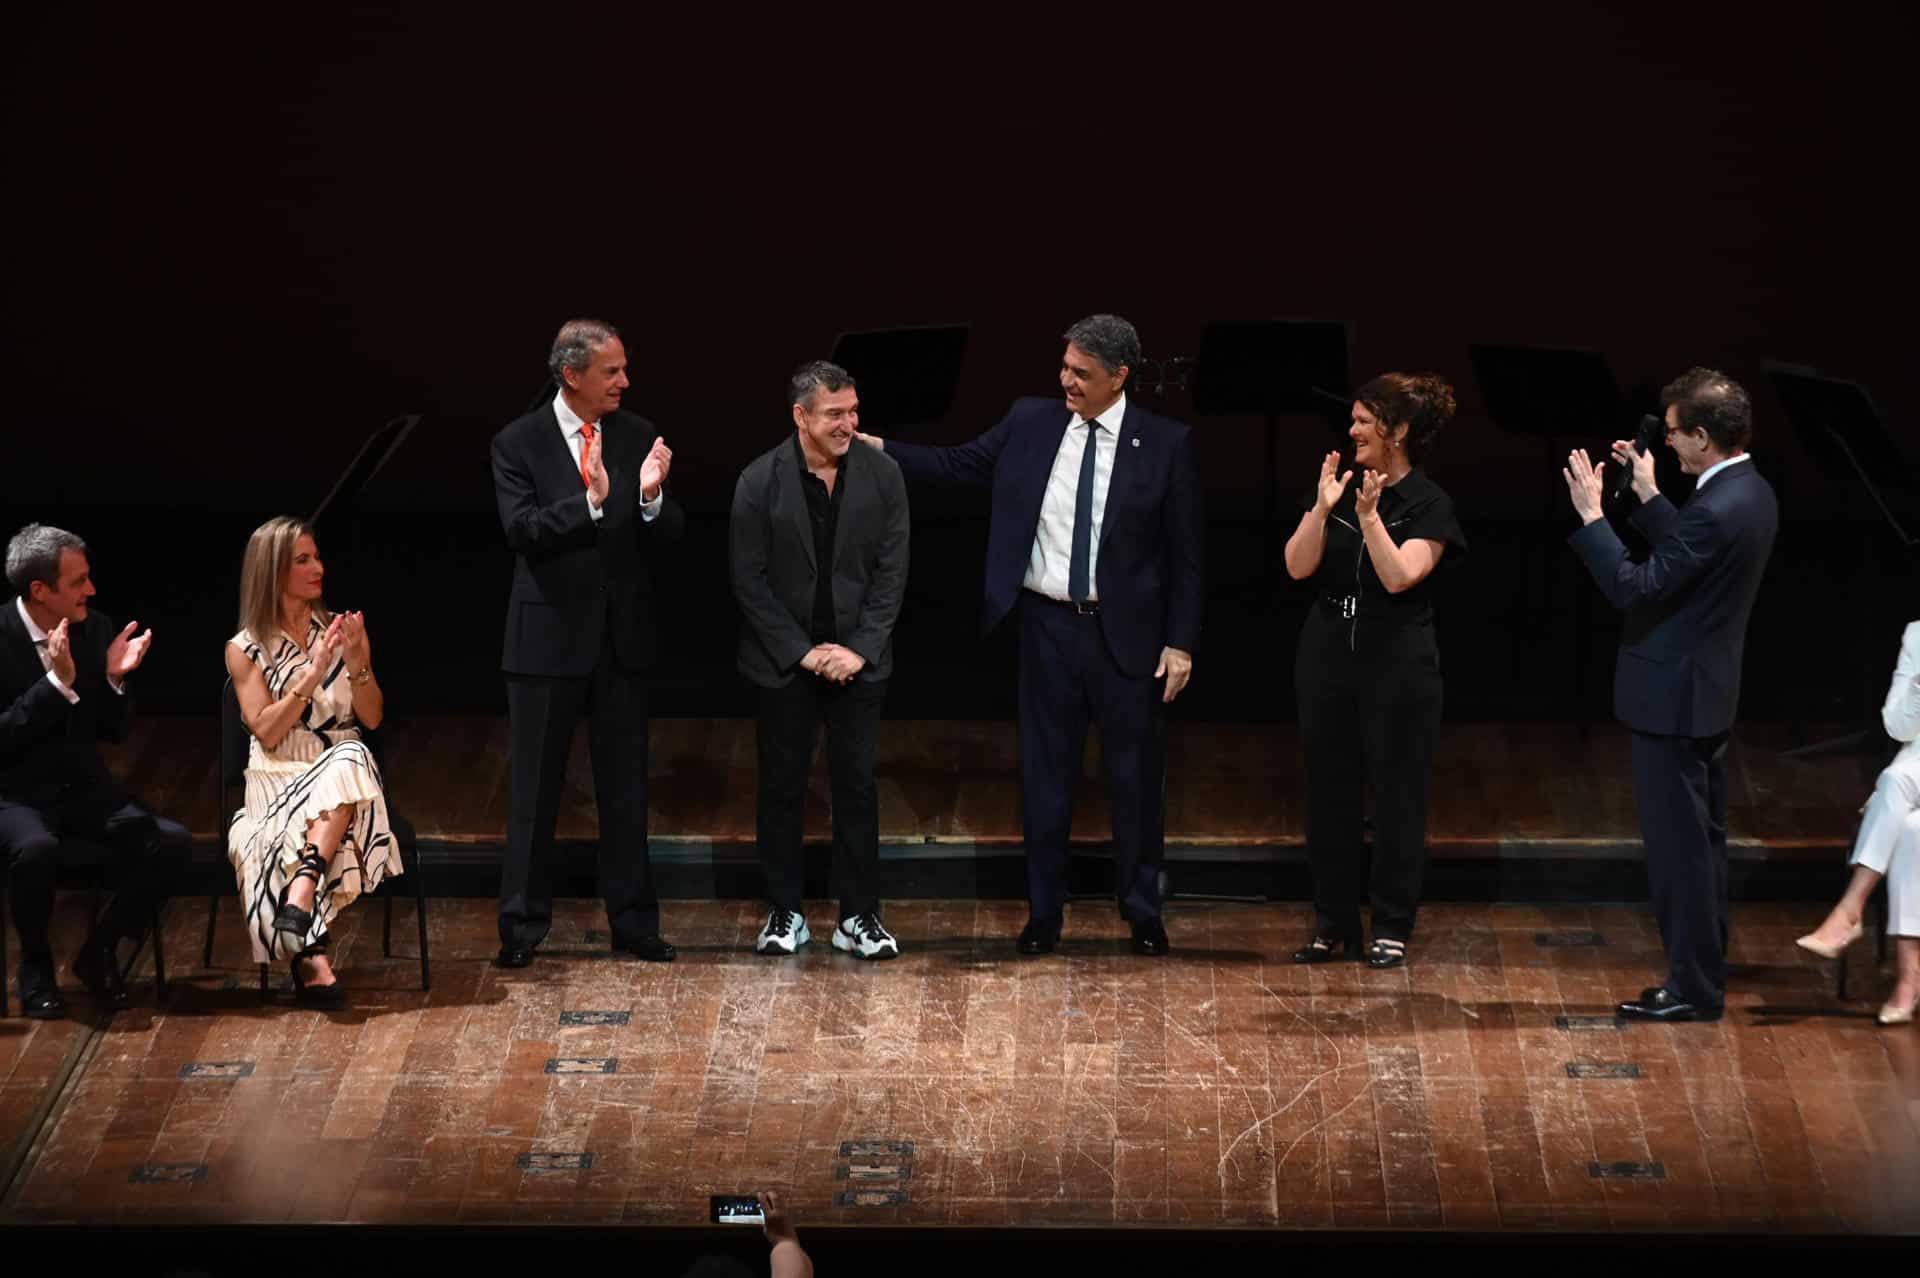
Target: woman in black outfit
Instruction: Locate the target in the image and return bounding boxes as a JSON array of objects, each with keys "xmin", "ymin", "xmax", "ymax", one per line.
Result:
[{"xmin": 1283, "ymin": 374, "xmax": 1466, "ymax": 968}]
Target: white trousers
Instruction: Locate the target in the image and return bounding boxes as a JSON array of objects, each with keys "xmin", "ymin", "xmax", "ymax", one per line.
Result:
[{"xmin": 1851, "ymin": 755, "xmax": 1920, "ymax": 937}]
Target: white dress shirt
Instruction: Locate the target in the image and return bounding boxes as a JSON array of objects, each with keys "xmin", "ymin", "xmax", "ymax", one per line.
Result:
[
  {"xmin": 1694, "ymin": 452, "xmax": 1751, "ymax": 491},
  {"xmin": 553, "ymin": 389, "xmax": 664, "ymax": 523},
  {"xmin": 1025, "ymin": 393, "xmax": 1125, "ymax": 602},
  {"xmin": 15, "ymin": 597, "xmax": 124, "ymax": 704}
]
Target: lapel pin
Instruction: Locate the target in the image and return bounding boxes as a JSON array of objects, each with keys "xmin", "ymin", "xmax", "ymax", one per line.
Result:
[{"xmin": 1130, "ymin": 437, "xmax": 1140, "ymax": 448}]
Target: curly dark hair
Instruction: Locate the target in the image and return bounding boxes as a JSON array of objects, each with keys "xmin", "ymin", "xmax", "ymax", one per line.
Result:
[
  {"xmin": 1354, "ymin": 372, "xmax": 1457, "ymax": 465},
  {"xmin": 1660, "ymin": 367, "xmax": 1752, "ymax": 453}
]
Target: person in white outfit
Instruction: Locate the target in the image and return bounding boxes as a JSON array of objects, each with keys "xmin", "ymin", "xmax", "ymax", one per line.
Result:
[{"xmin": 1797, "ymin": 620, "xmax": 1920, "ymax": 1025}]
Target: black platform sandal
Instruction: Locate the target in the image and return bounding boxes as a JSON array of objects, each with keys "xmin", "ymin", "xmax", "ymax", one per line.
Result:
[
  {"xmin": 1292, "ymin": 934, "xmax": 1364, "ymax": 964},
  {"xmin": 290, "ymin": 940, "xmax": 349, "ymax": 1009},
  {"xmin": 1366, "ymin": 937, "xmax": 1408, "ymax": 969},
  {"xmin": 272, "ymin": 845, "xmax": 329, "ymax": 936}
]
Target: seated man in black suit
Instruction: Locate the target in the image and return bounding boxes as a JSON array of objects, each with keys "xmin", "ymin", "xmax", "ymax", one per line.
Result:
[
  {"xmin": 1, "ymin": 524, "xmax": 190, "ymax": 1018},
  {"xmin": 730, "ymin": 361, "xmax": 909, "ymax": 959}
]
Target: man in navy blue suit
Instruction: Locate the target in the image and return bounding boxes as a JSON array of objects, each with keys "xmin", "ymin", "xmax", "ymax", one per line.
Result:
[
  {"xmin": 1564, "ymin": 368, "xmax": 1778, "ymax": 1021},
  {"xmin": 856, "ymin": 315, "xmax": 1204, "ymax": 955}
]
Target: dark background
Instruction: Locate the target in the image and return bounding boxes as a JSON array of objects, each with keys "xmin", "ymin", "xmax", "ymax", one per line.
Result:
[{"xmin": 2, "ymin": 3, "xmax": 1913, "ymax": 727}]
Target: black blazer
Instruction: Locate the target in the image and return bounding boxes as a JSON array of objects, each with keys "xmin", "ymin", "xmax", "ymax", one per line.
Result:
[
  {"xmin": 491, "ymin": 403, "xmax": 687, "ymax": 677},
  {"xmin": 0, "ymin": 601, "xmax": 133, "ymax": 806},
  {"xmin": 886, "ymin": 395, "xmax": 1205, "ymax": 678},
  {"xmin": 730, "ymin": 436, "xmax": 910, "ymax": 688},
  {"xmin": 1567, "ymin": 461, "xmax": 1779, "ymax": 737}
]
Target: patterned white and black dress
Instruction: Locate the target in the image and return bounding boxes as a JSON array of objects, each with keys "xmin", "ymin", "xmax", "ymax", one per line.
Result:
[{"xmin": 226, "ymin": 620, "xmax": 402, "ymax": 961}]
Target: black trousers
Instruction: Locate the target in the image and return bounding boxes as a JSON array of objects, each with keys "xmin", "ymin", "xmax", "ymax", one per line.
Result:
[
  {"xmin": 0, "ymin": 783, "xmax": 190, "ymax": 987},
  {"xmin": 1018, "ymin": 594, "xmax": 1165, "ymax": 925},
  {"xmin": 500, "ymin": 641, "xmax": 656, "ymax": 949},
  {"xmin": 755, "ymin": 674, "xmax": 886, "ymax": 920},
  {"xmin": 1295, "ymin": 606, "xmax": 1443, "ymax": 942},
  {"xmin": 1630, "ymin": 730, "xmax": 1730, "ymax": 1008}
]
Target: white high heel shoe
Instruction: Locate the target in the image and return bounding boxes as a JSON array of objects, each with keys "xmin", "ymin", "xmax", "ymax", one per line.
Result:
[
  {"xmin": 1795, "ymin": 920, "xmax": 1864, "ymax": 960},
  {"xmin": 1879, "ymin": 1000, "xmax": 1916, "ymax": 1027}
]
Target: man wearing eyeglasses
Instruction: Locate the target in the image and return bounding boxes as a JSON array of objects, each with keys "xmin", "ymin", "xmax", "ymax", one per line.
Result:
[{"xmin": 1563, "ymin": 367, "xmax": 1778, "ymax": 1023}]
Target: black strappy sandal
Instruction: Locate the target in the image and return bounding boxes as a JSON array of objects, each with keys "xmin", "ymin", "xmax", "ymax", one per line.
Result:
[
  {"xmin": 1292, "ymin": 934, "xmax": 1364, "ymax": 964},
  {"xmin": 291, "ymin": 938, "xmax": 349, "ymax": 1009},
  {"xmin": 272, "ymin": 844, "xmax": 329, "ymax": 936},
  {"xmin": 1366, "ymin": 937, "xmax": 1408, "ymax": 969}
]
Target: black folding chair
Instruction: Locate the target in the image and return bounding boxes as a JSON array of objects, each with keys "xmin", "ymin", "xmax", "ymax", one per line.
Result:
[{"xmin": 205, "ymin": 677, "xmax": 429, "ymax": 994}]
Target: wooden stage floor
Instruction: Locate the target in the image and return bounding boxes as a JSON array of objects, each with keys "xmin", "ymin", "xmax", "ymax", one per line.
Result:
[{"xmin": 2, "ymin": 894, "xmax": 1916, "ymax": 1234}]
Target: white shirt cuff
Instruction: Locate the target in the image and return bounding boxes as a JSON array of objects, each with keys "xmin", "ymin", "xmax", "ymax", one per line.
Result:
[
  {"xmin": 44, "ymin": 669, "xmax": 79, "ymax": 705},
  {"xmin": 639, "ymin": 489, "xmax": 663, "ymax": 522},
  {"xmin": 587, "ymin": 492, "xmax": 605, "ymax": 522},
  {"xmin": 109, "ymin": 676, "xmax": 126, "ymax": 695}
]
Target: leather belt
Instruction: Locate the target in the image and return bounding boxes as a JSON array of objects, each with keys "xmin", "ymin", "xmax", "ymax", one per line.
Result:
[{"xmin": 1025, "ymin": 589, "xmax": 1099, "ymax": 616}]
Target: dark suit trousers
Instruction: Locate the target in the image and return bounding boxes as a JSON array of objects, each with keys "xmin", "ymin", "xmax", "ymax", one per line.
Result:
[
  {"xmin": 0, "ymin": 785, "xmax": 190, "ymax": 978},
  {"xmin": 756, "ymin": 676, "xmax": 886, "ymax": 920},
  {"xmin": 1295, "ymin": 608, "xmax": 1443, "ymax": 942},
  {"xmin": 1017, "ymin": 594, "xmax": 1165, "ymax": 924},
  {"xmin": 1630, "ymin": 730, "xmax": 1730, "ymax": 1008},
  {"xmin": 500, "ymin": 636, "xmax": 656, "ymax": 949}
]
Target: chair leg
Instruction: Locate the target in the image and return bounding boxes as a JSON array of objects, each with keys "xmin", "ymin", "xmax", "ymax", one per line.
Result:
[
  {"xmin": 383, "ymin": 892, "xmax": 394, "ymax": 958},
  {"xmin": 149, "ymin": 904, "xmax": 169, "ymax": 1000},
  {"xmin": 203, "ymin": 892, "xmax": 220, "ymax": 968},
  {"xmin": 413, "ymin": 845, "xmax": 430, "ymax": 992},
  {"xmin": 259, "ymin": 961, "xmax": 269, "ymax": 1000},
  {"xmin": 1, "ymin": 879, "xmax": 10, "ymax": 1018}
]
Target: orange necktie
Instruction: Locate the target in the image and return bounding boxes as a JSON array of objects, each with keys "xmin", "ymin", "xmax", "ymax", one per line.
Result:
[{"xmin": 579, "ymin": 421, "xmax": 596, "ymax": 489}]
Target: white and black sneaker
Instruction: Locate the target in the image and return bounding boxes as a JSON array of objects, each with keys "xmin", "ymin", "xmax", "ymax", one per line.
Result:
[
  {"xmin": 832, "ymin": 912, "xmax": 900, "ymax": 960},
  {"xmin": 755, "ymin": 907, "xmax": 810, "ymax": 956}
]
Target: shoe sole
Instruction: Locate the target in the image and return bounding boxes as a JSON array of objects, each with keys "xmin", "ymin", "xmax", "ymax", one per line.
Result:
[{"xmin": 756, "ymin": 924, "xmax": 810, "ymax": 956}]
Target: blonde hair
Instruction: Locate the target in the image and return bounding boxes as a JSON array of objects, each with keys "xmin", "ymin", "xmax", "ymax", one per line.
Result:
[{"xmin": 237, "ymin": 516, "xmax": 329, "ymax": 646}]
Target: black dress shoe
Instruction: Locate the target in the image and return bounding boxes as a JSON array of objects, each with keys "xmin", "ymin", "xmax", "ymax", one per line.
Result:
[
  {"xmin": 1130, "ymin": 917, "xmax": 1170, "ymax": 956},
  {"xmin": 1618, "ymin": 985, "xmax": 1723, "ymax": 1023},
  {"xmin": 494, "ymin": 945, "xmax": 535, "ymax": 969},
  {"xmin": 616, "ymin": 936, "xmax": 677, "ymax": 963},
  {"xmin": 21, "ymin": 985, "xmax": 67, "ymax": 1020},
  {"xmin": 1292, "ymin": 934, "xmax": 1363, "ymax": 964},
  {"xmin": 1016, "ymin": 918, "xmax": 1062, "ymax": 956},
  {"xmin": 71, "ymin": 943, "xmax": 130, "ymax": 1010}
]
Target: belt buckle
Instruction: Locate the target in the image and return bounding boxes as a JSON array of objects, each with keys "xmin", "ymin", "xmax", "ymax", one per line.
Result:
[{"xmin": 1073, "ymin": 600, "xmax": 1099, "ymax": 616}]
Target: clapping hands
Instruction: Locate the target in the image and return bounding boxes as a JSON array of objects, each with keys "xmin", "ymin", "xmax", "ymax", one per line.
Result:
[
  {"xmin": 584, "ymin": 429, "xmax": 611, "ymax": 507},
  {"xmin": 1353, "ymin": 469, "xmax": 1383, "ymax": 519},
  {"xmin": 1313, "ymin": 451, "xmax": 1353, "ymax": 514},
  {"xmin": 640, "ymin": 437, "xmax": 672, "ymax": 501},
  {"xmin": 104, "ymin": 619, "xmax": 153, "ymax": 681},
  {"xmin": 45, "ymin": 619, "xmax": 76, "ymax": 686},
  {"xmin": 337, "ymin": 610, "xmax": 371, "ymax": 670}
]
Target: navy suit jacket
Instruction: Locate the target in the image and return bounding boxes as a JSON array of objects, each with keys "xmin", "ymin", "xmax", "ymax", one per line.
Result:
[
  {"xmin": 1567, "ymin": 461, "xmax": 1778, "ymax": 737},
  {"xmin": 0, "ymin": 603, "xmax": 133, "ymax": 806},
  {"xmin": 887, "ymin": 395, "xmax": 1204, "ymax": 678},
  {"xmin": 491, "ymin": 404, "xmax": 687, "ymax": 677}
]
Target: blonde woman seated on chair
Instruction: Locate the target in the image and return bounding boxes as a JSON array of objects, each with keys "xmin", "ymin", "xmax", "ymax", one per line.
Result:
[
  {"xmin": 224, "ymin": 516, "xmax": 402, "ymax": 1008},
  {"xmin": 1798, "ymin": 620, "xmax": 1920, "ymax": 1026}
]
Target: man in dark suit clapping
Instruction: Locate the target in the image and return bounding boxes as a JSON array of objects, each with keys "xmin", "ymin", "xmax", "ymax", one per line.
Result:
[
  {"xmin": 857, "ymin": 315, "xmax": 1205, "ymax": 956},
  {"xmin": 490, "ymin": 319, "xmax": 686, "ymax": 967},
  {"xmin": 1565, "ymin": 368, "xmax": 1779, "ymax": 1022},
  {"xmin": 1, "ymin": 524, "xmax": 189, "ymax": 1017},
  {"xmin": 730, "ymin": 361, "xmax": 909, "ymax": 959}
]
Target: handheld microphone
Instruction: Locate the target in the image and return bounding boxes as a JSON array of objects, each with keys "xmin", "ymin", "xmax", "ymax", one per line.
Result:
[{"xmin": 1608, "ymin": 414, "xmax": 1664, "ymax": 502}]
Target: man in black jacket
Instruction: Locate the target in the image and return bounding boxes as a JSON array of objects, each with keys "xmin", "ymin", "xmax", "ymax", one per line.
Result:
[
  {"xmin": 1565, "ymin": 368, "xmax": 1779, "ymax": 1022},
  {"xmin": 1, "ymin": 524, "xmax": 189, "ymax": 1018},
  {"xmin": 490, "ymin": 319, "xmax": 686, "ymax": 967},
  {"xmin": 730, "ymin": 361, "xmax": 909, "ymax": 959}
]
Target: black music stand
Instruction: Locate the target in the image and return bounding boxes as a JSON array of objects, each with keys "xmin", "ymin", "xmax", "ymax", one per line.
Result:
[
  {"xmin": 1191, "ymin": 320, "xmax": 1352, "ymax": 595},
  {"xmin": 309, "ymin": 413, "xmax": 420, "ymax": 606},
  {"xmin": 829, "ymin": 324, "xmax": 970, "ymax": 432},
  {"xmin": 1470, "ymin": 344, "xmax": 1629, "ymax": 719},
  {"xmin": 1767, "ymin": 363, "xmax": 1917, "ymax": 758}
]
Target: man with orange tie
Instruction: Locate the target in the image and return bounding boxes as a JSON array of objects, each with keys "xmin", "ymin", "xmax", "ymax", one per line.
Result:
[{"xmin": 489, "ymin": 318, "xmax": 685, "ymax": 968}]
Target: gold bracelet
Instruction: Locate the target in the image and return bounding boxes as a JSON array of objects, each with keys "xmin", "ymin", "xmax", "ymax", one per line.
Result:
[
  {"xmin": 290, "ymin": 688, "xmax": 312, "ymax": 704},
  {"xmin": 349, "ymin": 668, "xmax": 373, "ymax": 685}
]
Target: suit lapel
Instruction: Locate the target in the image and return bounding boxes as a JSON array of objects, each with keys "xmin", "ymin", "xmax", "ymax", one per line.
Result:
[
  {"xmin": 1021, "ymin": 409, "xmax": 1074, "ymax": 537},
  {"xmin": 1098, "ymin": 400, "xmax": 1140, "ymax": 556},
  {"xmin": 536, "ymin": 405, "xmax": 583, "ymax": 496},
  {"xmin": 776, "ymin": 439, "xmax": 816, "ymax": 574}
]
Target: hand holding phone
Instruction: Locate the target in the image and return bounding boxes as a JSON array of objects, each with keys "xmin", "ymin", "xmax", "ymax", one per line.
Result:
[{"xmin": 710, "ymin": 1193, "xmax": 764, "ymax": 1225}]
